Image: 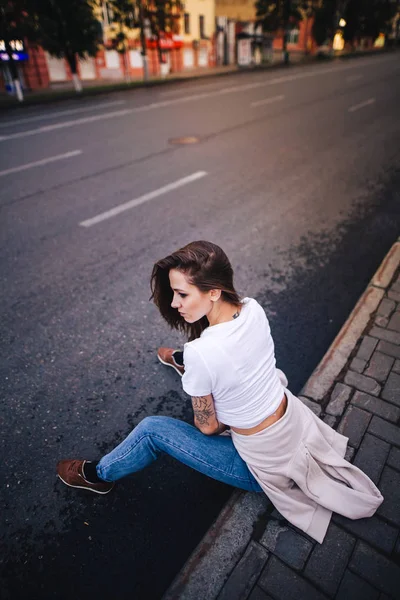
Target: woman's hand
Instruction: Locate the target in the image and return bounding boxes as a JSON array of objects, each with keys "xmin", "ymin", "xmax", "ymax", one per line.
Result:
[{"xmin": 191, "ymin": 394, "xmax": 226, "ymax": 435}]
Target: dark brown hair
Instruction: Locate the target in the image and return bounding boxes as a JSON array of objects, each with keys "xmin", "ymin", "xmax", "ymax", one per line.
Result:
[{"xmin": 150, "ymin": 241, "xmax": 241, "ymax": 340}]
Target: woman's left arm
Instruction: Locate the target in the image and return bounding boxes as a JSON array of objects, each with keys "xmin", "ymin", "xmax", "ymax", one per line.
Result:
[{"xmin": 191, "ymin": 394, "xmax": 227, "ymax": 436}]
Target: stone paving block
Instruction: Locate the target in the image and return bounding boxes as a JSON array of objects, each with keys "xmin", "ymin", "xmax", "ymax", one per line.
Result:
[
  {"xmin": 364, "ymin": 352, "xmax": 394, "ymax": 382},
  {"xmin": 381, "ymin": 371, "xmax": 400, "ymax": 406},
  {"xmin": 350, "ymin": 357, "xmax": 367, "ymax": 373},
  {"xmin": 259, "ymin": 521, "xmax": 313, "ymax": 570},
  {"xmin": 368, "ymin": 416, "xmax": 400, "ymax": 447},
  {"xmin": 377, "ymin": 466, "xmax": 400, "ymax": 526},
  {"xmin": 388, "ymin": 290, "xmax": 400, "ymax": 302},
  {"xmin": 218, "ymin": 541, "xmax": 269, "ymax": 600},
  {"xmin": 357, "ymin": 336, "xmax": 379, "ymax": 361},
  {"xmin": 350, "ymin": 541, "xmax": 400, "ymax": 597},
  {"xmin": 344, "ymin": 371, "xmax": 381, "ymax": 396},
  {"xmin": 392, "ymin": 359, "xmax": 400, "ymax": 374},
  {"xmin": 326, "ymin": 383, "xmax": 352, "ymax": 416},
  {"xmin": 387, "ymin": 311, "xmax": 400, "ymax": 332},
  {"xmin": 345, "ymin": 446, "xmax": 355, "ymax": 461},
  {"xmin": 247, "ymin": 586, "xmax": 273, "ymax": 600},
  {"xmin": 386, "ymin": 446, "xmax": 400, "ymax": 470},
  {"xmin": 375, "ymin": 316, "xmax": 389, "ymax": 328},
  {"xmin": 270, "ymin": 508, "xmax": 283, "ymax": 520},
  {"xmin": 377, "ymin": 340, "xmax": 400, "ymax": 359},
  {"xmin": 338, "ymin": 406, "xmax": 372, "ymax": 448},
  {"xmin": 265, "ymin": 510, "xmax": 318, "ymax": 544},
  {"xmin": 323, "ymin": 415, "xmax": 336, "ymax": 428},
  {"xmin": 390, "ymin": 277, "xmax": 400, "ymax": 292},
  {"xmin": 336, "ymin": 570, "xmax": 380, "ymax": 600},
  {"xmin": 370, "ymin": 325, "xmax": 400, "ymax": 345},
  {"xmin": 353, "ymin": 433, "xmax": 390, "ymax": 483},
  {"xmin": 304, "ymin": 524, "xmax": 355, "ymax": 597},
  {"xmin": 333, "ymin": 513, "xmax": 397, "ymax": 554},
  {"xmin": 298, "ymin": 396, "xmax": 321, "ymax": 416},
  {"xmin": 377, "ymin": 298, "xmax": 395, "ymax": 318},
  {"xmin": 258, "ymin": 557, "xmax": 327, "ymax": 600},
  {"xmin": 351, "ymin": 391, "xmax": 400, "ymax": 422}
]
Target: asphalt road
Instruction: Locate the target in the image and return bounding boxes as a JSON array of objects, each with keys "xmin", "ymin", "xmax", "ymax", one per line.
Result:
[{"xmin": 1, "ymin": 53, "xmax": 399, "ymax": 599}]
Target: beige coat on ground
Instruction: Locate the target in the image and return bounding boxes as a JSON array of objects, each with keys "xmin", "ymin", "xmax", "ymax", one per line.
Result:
[{"xmin": 231, "ymin": 389, "xmax": 384, "ymax": 543}]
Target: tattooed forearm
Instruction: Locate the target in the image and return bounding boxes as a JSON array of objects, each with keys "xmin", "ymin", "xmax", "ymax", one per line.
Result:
[{"xmin": 192, "ymin": 396, "xmax": 215, "ymax": 426}]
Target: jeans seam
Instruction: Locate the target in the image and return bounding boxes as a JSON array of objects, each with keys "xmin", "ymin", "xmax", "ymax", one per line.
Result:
[{"xmin": 100, "ymin": 432, "xmax": 254, "ymax": 483}]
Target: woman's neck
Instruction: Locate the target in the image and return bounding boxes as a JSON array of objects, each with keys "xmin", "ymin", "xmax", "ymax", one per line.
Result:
[{"xmin": 207, "ymin": 301, "xmax": 241, "ymax": 327}]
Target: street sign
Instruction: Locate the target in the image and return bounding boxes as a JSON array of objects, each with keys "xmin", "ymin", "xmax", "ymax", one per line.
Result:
[{"xmin": 0, "ymin": 39, "xmax": 28, "ymax": 62}]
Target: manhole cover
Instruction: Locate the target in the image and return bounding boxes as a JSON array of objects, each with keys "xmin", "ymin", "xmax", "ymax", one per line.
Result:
[{"xmin": 169, "ymin": 136, "xmax": 200, "ymax": 145}]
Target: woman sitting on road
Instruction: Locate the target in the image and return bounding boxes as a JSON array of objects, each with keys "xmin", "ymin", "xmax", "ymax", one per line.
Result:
[{"xmin": 57, "ymin": 240, "xmax": 383, "ymax": 543}]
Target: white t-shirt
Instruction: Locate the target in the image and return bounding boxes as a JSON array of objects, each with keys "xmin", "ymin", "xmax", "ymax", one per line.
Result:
[{"xmin": 181, "ymin": 297, "xmax": 284, "ymax": 428}]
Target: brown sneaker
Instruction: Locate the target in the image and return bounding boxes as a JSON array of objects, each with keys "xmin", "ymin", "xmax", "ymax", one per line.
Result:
[
  {"xmin": 157, "ymin": 348, "xmax": 185, "ymax": 377},
  {"xmin": 57, "ymin": 459, "xmax": 114, "ymax": 495}
]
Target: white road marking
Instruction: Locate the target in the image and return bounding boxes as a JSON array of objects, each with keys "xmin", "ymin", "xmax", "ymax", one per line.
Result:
[
  {"xmin": 251, "ymin": 94, "xmax": 285, "ymax": 108},
  {"xmin": 0, "ymin": 56, "xmax": 395, "ymax": 142},
  {"xmin": 0, "ymin": 150, "xmax": 82, "ymax": 177},
  {"xmin": 0, "ymin": 100, "xmax": 125, "ymax": 128},
  {"xmin": 348, "ymin": 97, "xmax": 376, "ymax": 112},
  {"xmin": 79, "ymin": 170, "xmax": 207, "ymax": 227},
  {"xmin": 346, "ymin": 74, "xmax": 363, "ymax": 82}
]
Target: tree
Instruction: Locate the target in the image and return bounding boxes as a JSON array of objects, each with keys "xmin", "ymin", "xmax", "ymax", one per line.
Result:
[
  {"xmin": 255, "ymin": 0, "xmax": 303, "ymax": 64},
  {"xmin": 343, "ymin": 0, "xmax": 398, "ymax": 46},
  {"xmin": 311, "ymin": 0, "xmax": 336, "ymax": 46},
  {"xmin": 0, "ymin": 0, "xmax": 40, "ymax": 101},
  {"xmin": 342, "ymin": 0, "xmax": 362, "ymax": 46},
  {"xmin": 105, "ymin": 0, "xmax": 137, "ymax": 81},
  {"xmin": 100, "ymin": 1, "xmax": 182, "ymax": 80},
  {"xmin": 142, "ymin": 0, "xmax": 182, "ymax": 69},
  {"xmin": 364, "ymin": 0, "xmax": 397, "ymax": 39},
  {"xmin": 35, "ymin": 0, "xmax": 102, "ymax": 92}
]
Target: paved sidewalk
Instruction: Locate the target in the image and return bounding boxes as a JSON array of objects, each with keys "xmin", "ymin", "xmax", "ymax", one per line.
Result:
[
  {"xmin": 165, "ymin": 241, "xmax": 400, "ymax": 600},
  {"xmin": 47, "ymin": 48, "xmax": 307, "ymax": 90}
]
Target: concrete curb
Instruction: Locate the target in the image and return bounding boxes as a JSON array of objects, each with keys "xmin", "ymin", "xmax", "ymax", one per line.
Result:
[
  {"xmin": 371, "ymin": 241, "xmax": 400, "ymax": 289},
  {"xmin": 164, "ymin": 491, "xmax": 269, "ymax": 600},
  {"xmin": 163, "ymin": 240, "xmax": 400, "ymax": 600}
]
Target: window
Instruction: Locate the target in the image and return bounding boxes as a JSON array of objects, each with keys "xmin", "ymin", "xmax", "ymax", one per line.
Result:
[
  {"xmin": 199, "ymin": 15, "xmax": 205, "ymax": 39},
  {"xmin": 184, "ymin": 13, "xmax": 190, "ymax": 35},
  {"xmin": 288, "ymin": 29, "xmax": 299, "ymax": 44}
]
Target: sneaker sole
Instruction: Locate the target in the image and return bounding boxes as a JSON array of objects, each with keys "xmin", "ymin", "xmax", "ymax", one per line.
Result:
[
  {"xmin": 57, "ymin": 473, "xmax": 114, "ymax": 495},
  {"xmin": 157, "ymin": 354, "xmax": 183, "ymax": 377}
]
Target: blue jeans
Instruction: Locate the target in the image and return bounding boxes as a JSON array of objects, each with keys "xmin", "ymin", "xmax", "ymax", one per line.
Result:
[{"xmin": 97, "ymin": 416, "xmax": 262, "ymax": 492}]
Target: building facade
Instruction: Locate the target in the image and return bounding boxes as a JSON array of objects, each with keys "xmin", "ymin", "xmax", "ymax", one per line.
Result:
[
  {"xmin": 6, "ymin": 0, "xmax": 389, "ymax": 94},
  {"xmin": 180, "ymin": 0, "xmax": 216, "ymax": 70},
  {"xmin": 0, "ymin": 0, "xmax": 216, "ymax": 92},
  {"xmin": 215, "ymin": 0, "xmax": 316, "ymax": 65}
]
